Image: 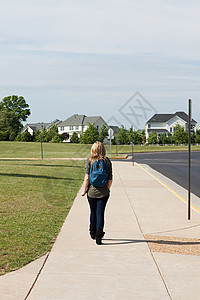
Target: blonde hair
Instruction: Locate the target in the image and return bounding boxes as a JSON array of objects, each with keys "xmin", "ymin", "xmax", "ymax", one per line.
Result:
[{"xmin": 90, "ymin": 141, "xmax": 106, "ymax": 164}]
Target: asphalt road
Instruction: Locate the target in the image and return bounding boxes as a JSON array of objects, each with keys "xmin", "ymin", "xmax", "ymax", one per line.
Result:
[{"xmin": 124, "ymin": 151, "xmax": 200, "ymax": 198}]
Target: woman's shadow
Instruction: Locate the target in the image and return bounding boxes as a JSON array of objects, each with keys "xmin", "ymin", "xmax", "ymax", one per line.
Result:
[
  {"xmin": 102, "ymin": 238, "xmax": 200, "ymax": 246},
  {"xmin": 102, "ymin": 238, "xmax": 145, "ymax": 245}
]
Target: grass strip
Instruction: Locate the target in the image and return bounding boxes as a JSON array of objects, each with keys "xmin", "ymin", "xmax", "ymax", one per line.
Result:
[
  {"xmin": 0, "ymin": 142, "xmax": 91, "ymax": 158},
  {"xmin": 0, "ymin": 142, "xmax": 200, "ymax": 159},
  {"xmin": 0, "ymin": 159, "xmax": 85, "ymax": 275},
  {"xmin": 107, "ymin": 144, "xmax": 200, "ymax": 154}
]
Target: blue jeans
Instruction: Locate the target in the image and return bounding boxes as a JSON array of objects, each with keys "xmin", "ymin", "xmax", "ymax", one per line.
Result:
[{"xmin": 87, "ymin": 194, "xmax": 109, "ymax": 231}]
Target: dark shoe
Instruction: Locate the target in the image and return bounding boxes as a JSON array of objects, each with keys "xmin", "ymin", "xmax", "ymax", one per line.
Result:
[
  {"xmin": 96, "ymin": 230, "xmax": 105, "ymax": 245},
  {"xmin": 89, "ymin": 225, "xmax": 96, "ymax": 240}
]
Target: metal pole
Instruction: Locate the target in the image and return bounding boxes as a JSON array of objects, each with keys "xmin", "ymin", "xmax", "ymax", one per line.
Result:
[
  {"xmin": 40, "ymin": 134, "xmax": 44, "ymax": 160},
  {"xmin": 188, "ymin": 99, "xmax": 191, "ymax": 220},
  {"xmin": 110, "ymin": 136, "xmax": 112, "ymax": 157},
  {"xmin": 116, "ymin": 129, "xmax": 118, "ymax": 156},
  {"xmin": 131, "ymin": 126, "xmax": 134, "ymax": 166}
]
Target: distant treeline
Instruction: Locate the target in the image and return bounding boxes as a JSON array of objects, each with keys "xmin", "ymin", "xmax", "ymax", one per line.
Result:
[{"xmin": 1, "ymin": 95, "xmax": 200, "ymax": 145}]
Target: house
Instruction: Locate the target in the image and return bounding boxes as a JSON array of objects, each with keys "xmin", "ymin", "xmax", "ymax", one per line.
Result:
[
  {"xmin": 57, "ymin": 114, "xmax": 109, "ymax": 142},
  {"xmin": 145, "ymin": 111, "xmax": 197, "ymax": 141},
  {"xmin": 22, "ymin": 119, "xmax": 61, "ymax": 136}
]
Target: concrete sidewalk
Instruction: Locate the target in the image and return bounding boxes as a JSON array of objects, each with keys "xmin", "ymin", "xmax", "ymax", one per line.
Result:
[{"xmin": 1, "ymin": 161, "xmax": 200, "ymax": 299}]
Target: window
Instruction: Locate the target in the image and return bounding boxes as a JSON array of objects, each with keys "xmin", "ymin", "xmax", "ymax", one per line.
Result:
[
  {"xmin": 69, "ymin": 126, "xmax": 74, "ymax": 130},
  {"xmin": 96, "ymin": 125, "xmax": 99, "ymax": 131},
  {"xmin": 60, "ymin": 126, "xmax": 64, "ymax": 131},
  {"xmin": 75, "ymin": 126, "xmax": 79, "ymax": 130},
  {"xmin": 148, "ymin": 124, "xmax": 151, "ymax": 129},
  {"xmin": 170, "ymin": 127, "xmax": 173, "ymax": 133}
]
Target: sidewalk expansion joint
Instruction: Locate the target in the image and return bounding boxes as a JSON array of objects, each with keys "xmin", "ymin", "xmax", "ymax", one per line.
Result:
[
  {"xmin": 24, "ymin": 252, "xmax": 50, "ymax": 300},
  {"xmin": 115, "ymin": 163, "xmax": 173, "ymax": 300}
]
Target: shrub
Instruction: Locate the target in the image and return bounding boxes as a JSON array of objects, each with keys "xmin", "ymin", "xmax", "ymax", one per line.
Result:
[{"xmin": 70, "ymin": 132, "xmax": 79, "ymax": 143}]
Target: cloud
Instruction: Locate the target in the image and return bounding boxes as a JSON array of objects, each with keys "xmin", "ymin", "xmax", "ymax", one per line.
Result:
[
  {"xmin": 0, "ymin": 0, "xmax": 200, "ymax": 124},
  {"xmin": 1, "ymin": 0, "xmax": 200, "ymax": 57}
]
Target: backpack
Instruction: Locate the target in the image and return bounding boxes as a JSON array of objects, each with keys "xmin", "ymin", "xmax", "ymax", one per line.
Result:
[{"xmin": 89, "ymin": 159, "xmax": 108, "ymax": 187}]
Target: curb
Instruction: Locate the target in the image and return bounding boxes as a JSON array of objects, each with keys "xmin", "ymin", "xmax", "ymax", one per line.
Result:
[{"xmin": 108, "ymin": 155, "xmax": 128, "ymax": 160}]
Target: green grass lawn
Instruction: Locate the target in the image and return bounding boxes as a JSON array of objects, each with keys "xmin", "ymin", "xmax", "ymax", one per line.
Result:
[
  {"xmin": 110, "ymin": 144, "xmax": 200, "ymax": 154},
  {"xmin": 0, "ymin": 159, "xmax": 85, "ymax": 275},
  {"xmin": 0, "ymin": 142, "xmax": 199, "ymax": 159},
  {"xmin": 0, "ymin": 142, "xmax": 91, "ymax": 158},
  {"xmin": 0, "ymin": 142, "xmax": 199, "ymax": 275}
]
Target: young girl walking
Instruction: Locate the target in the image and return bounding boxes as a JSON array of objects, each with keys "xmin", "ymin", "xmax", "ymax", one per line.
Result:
[{"xmin": 82, "ymin": 141, "xmax": 113, "ymax": 245}]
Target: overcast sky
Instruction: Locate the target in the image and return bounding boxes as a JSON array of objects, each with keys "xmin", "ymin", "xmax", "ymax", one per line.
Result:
[{"xmin": 1, "ymin": 0, "xmax": 200, "ymax": 129}]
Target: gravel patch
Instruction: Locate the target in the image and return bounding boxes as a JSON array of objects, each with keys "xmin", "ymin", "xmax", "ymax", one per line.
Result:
[{"xmin": 145, "ymin": 235, "xmax": 200, "ymax": 256}]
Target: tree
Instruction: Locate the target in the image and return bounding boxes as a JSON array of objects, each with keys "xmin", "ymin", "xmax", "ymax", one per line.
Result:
[
  {"xmin": 167, "ymin": 133, "xmax": 173, "ymax": 144},
  {"xmin": 33, "ymin": 130, "xmax": 42, "ymax": 142},
  {"xmin": 158, "ymin": 133, "xmax": 169, "ymax": 145},
  {"xmin": 52, "ymin": 134, "xmax": 63, "ymax": 143},
  {"xmin": 140, "ymin": 129, "xmax": 146, "ymax": 144},
  {"xmin": 112, "ymin": 136, "xmax": 117, "ymax": 145},
  {"xmin": 173, "ymin": 125, "xmax": 188, "ymax": 144},
  {"xmin": 40, "ymin": 127, "xmax": 48, "ymax": 142},
  {"xmin": 99, "ymin": 125, "xmax": 108, "ymax": 143},
  {"xmin": 0, "ymin": 108, "xmax": 20, "ymax": 140},
  {"xmin": 0, "ymin": 95, "xmax": 30, "ymax": 122},
  {"xmin": 195, "ymin": 130, "xmax": 200, "ymax": 144},
  {"xmin": 191, "ymin": 132, "xmax": 196, "ymax": 144},
  {"xmin": 80, "ymin": 123, "xmax": 99, "ymax": 144},
  {"xmin": 71, "ymin": 132, "xmax": 79, "ymax": 143},
  {"xmin": 117, "ymin": 125, "xmax": 128, "ymax": 145},
  {"xmin": 15, "ymin": 129, "xmax": 33, "ymax": 142},
  {"xmin": 148, "ymin": 132, "xmax": 158, "ymax": 144},
  {"xmin": 33, "ymin": 126, "xmax": 63, "ymax": 143},
  {"xmin": 126, "ymin": 127, "xmax": 133, "ymax": 144},
  {"xmin": 0, "ymin": 95, "xmax": 30, "ymax": 140},
  {"xmin": 46, "ymin": 123, "xmax": 59, "ymax": 142},
  {"xmin": 38, "ymin": 125, "xmax": 63, "ymax": 143},
  {"xmin": 126, "ymin": 128, "xmax": 143, "ymax": 144}
]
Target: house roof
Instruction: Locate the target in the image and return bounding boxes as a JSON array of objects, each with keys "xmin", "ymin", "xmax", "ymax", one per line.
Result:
[
  {"xmin": 58, "ymin": 114, "xmax": 86, "ymax": 126},
  {"xmin": 58, "ymin": 115, "xmax": 104, "ymax": 126},
  {"xmin": 22, "ymin": 120, "xmax": 61, "ymax": 132},
  {"xmin": 147, "ymin": 114, "xmax": 175, "ymax": 123},
  {"xmin": 23, "ymin": 123, "xmax": 51, "ymax": 132},
  {"xmin": 83, "ymin": 116, "xmax": 101, "ymax": 125},
  {"xmin": 147, "ymin": 129, "xmax": 168, "ymax": 133},
  {"xmin": 147, "ymin": 111, "xmax": 197, "ymax": 124},
  {"xmin": 175, "ymin": 111, "xmax": 196, "ymax": 123}
]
